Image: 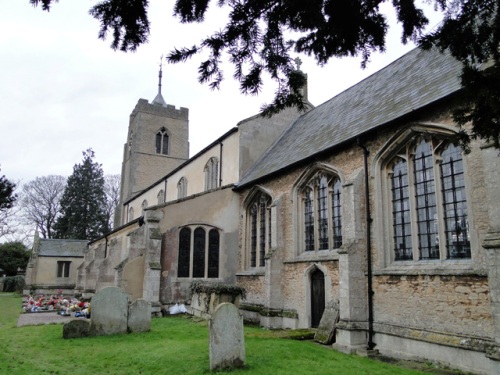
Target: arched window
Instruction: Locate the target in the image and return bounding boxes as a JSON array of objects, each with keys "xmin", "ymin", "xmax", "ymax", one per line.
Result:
[
  {"xmin": 388, "ymin": 137, "xmax": 470, "ymax": 261},
  {"xmin": 157, "ymin": 189, "xmax": 165, "ymax": 204},
  {"xmin": 128, "ymin": 207, "xmax": 134, "ymax": 221},
  {"xmin": 177, "ymin": 226, "xmax": 220, "ymax": 278},
  {"xmin": 155, "ymin": 127, "xmax": 169, "ymax": 155},
  {"xmin": 204, "ymin": 157, "xmax": 219, "ymax": 191},
  {"xmin": 247, "ymin": 191, "xmax": 272, "ymax": 268},
  {"xmin": 300, "ymin": 171, "xmax": 342, "ymax": 252},
  {"xmin": 177, "ymin": 177, "xmax": 187, "ymax": 199},
  {"xmin": 141, "ymin": 200, "xmax": 148, "ymax": 214}
]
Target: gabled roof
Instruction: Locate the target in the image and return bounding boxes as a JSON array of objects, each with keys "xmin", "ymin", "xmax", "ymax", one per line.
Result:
[
  {"xmin": 236, "ymin": 47, "xmax": 463, "ymax": 188},
  {"xmin": 38, "ymin": 239, "xmax": 87, "ymax": 257}
]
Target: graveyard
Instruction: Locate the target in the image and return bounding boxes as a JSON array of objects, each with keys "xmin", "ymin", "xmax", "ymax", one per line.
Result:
[{"xmin": 0, "ymin": 292, "xmax": 463, "ymax": 374}]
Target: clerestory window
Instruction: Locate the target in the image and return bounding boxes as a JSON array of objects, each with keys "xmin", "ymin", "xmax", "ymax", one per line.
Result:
[
  {"xmin": 204, "ymin": 157, "xmax": 219, "ymax": 191},
  {"xmin": 177, "ymin": 177, "xmax": 187, "ymax": 199},
  {"xmin": 300, "ymin": 171, "xmax": 342, "ymax": 252},
  {"xmin": 389, "ymin": 138, "xmax": 470, "ymax": 261}
]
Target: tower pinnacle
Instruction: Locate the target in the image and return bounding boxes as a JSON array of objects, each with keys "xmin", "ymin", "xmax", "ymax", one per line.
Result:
[{"xmin": 152, "ymin": 55, "xmax": 167, "ymax": 106}]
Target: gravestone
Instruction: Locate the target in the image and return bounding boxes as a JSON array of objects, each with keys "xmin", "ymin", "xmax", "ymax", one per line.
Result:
[
  {"xmin": 128, "ymin": 299, "xmax": 151, "ymax": 333},
  {"xmin": 314, "ymin": 299, "xmax": 340, "ymax": 345},
  {"xmin": 209, "ymin": 303, "xmax": 245, "ymax": 371},
  {"xmin": 63, "ymin": 319, "xmax": 91, "ymax": 339},
  {"xmin": 90, "ymin": 287, "xmax": 129, "ymax": 336}
]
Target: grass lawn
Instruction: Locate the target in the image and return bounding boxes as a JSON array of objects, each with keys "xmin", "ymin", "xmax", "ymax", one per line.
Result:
[{"xmin": 0, "ymin": 293, "xmax": 447, "ymax": 375}]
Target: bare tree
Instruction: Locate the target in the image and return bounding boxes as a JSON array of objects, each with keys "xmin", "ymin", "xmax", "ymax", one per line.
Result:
[
  {"xmin": 104, "ymin": 174, "xmax": 121, "ymax": 230},
  {"xmin": 19, "ymin": 175, "xmax": 66, "ymax": 239}
]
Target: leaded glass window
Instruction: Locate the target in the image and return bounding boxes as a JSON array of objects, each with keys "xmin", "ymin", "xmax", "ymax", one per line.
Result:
[
  {"xmin": 301, "ymin": 171, "xmax": 342, "ymax": 252},
  {"xmin": 247, "ymin": 191, "xmax": 272, "ymax": 268},
  {"xmin": 178, "ymin": 226, "xmax": 220, "ymax": 278},
  {"xmin": 391, "ymin": 159, "xmax": 412, "ymax": 260},
  {"xmin": 204, "ymin": 157, "xmax": 219, "ymax": 191},
  {"xmin": 178, "ymin": 227, "xmax": 191, "ymax": 277},
  {"xmin": 387, "ymin": 136, "xmax": 471, "ymax": 263},
  {"xmin": 440, "ymin": 144, "xmax": 470, "ymax": 258}
]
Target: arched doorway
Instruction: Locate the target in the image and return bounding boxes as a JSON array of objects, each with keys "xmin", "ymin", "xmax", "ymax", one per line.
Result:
[{"xmin": 311, "ymin": 268, "xmax": 325, "ymax": 328}]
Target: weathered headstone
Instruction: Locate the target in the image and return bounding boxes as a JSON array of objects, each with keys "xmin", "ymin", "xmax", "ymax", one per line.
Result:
[
  {"xmin": 90, "ymin": 287, "xmax": 129, "ymax": 336},
  {"xmin": 128, "ymin": 299, "xmax": 151, "ymax": 333},
  {"xmin": 209, "ymin": 303, "xmax": 245, "ymax": 371},
  {"xmin": 63, "ymin": 319, "xmax": 91, "ymax": 339},
  {"xmin": 314, "ymin": 299, "xmax": 340, "ymax": 345}
]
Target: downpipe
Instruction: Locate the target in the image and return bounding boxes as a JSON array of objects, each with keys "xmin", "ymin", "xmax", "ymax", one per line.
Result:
[{"xmin": 357, "ymin": 138, "xmax": 376, "ymax": 351}]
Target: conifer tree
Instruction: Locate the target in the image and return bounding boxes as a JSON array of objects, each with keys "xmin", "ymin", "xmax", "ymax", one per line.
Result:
[{"xmin": 54, "ymin": 149, "xmax": 110, "ymax": 240}]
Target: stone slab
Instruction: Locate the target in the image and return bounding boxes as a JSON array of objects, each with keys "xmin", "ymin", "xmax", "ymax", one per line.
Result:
[
  {"xmin": 63, "ymin": 319, "xmax": 91, "ymax": 339},
  {"xmin": 314, "ymin": 300, "xmax": 339, "ymax": 345},
  {"xmin": 209, "ymin": 302, "xmax": 245, "ymax": 371},
  {"xmin": 128, "ymin": 299, "xmax": 151, "ymax": 333},
  {"xmin": 90, "ymin": 286, "xmax": 129, "ymax": 336}
]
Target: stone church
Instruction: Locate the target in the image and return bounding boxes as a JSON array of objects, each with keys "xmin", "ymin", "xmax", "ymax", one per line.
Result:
[{"xmin": 71, "ymin": 47, "xmax": 499, "ymax": 374}]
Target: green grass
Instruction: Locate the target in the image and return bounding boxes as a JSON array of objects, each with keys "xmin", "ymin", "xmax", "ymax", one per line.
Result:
[{"xmin": 0, "ymin": 293, "xmax": 436, "ymax": 375}]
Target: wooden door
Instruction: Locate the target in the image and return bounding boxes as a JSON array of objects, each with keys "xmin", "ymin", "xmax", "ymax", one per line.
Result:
[{"xmin": 311, "ymin": 268, "xmax": 325, "ymax": 328}]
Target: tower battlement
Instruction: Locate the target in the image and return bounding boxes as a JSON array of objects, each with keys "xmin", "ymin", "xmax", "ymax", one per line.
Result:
[{"xmin": 130, "ymin": 99, "xmax": 189, "ymax": 122}]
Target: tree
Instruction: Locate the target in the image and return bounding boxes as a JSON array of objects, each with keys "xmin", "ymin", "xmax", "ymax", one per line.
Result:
[
  {"xmin": 18, "ymin": 175, "xmax": 66, "ymax": 239},
  {"xmin": 30, "ymin": 0, "xmax": 500, "ymax": 148},
  {"xmin": 0, "ymin": 241, "xmax": 30, "ymax": 276},
  {"xmin": 104, "ymin": 174, "xmax": 121, "ymax": 230},
  {"xmin": 0, "ymin": 167, "xmax": 18, "ymax": 238},
  {"xmin": 0, "ymin": 168, "xmax": 16, "ymax": 212},
  {"xmin": 54, "ymin": 149, "xmax": 110, "ymax": 240}
]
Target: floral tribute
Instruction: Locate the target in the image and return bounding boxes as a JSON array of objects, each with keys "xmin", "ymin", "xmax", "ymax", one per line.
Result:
[{"xmin": 22, "ymin": 292, "xmax": 91, "ymax": 318}]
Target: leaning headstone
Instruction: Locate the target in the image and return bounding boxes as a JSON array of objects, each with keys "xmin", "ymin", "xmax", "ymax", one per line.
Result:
[
  {"xmin": 314, "ymin": 300, "xmax": 340, "ymax": 345},
  {"xmin": 90, "ymin": 287, "xmax": 129, "ymax": 336},
  {"xmin": 63, "ymin": 319, "xmax": 91, "ymax": 339},
  {"xmin": 209, "ymin": 303, "xmax": 245, "ymax": 371},
  {"xmin": 128, "ymin": 299, "xmax": 151, "ymax": 333}
]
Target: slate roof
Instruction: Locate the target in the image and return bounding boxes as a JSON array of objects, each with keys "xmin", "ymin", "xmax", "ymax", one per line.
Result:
[
  {"xmin": 236, "ymin": 47, "xmax": 463, "ymax": 188},
  {"xmin": 38, "ymin": 239, "xmax": 87, "ymax": 257}
]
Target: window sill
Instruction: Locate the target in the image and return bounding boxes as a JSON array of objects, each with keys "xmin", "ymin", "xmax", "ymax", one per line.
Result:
[
  {"xmin": 285, "ymin": 249, "xmax": 340, "ymax": 264},
  {"xmin": 374, "ymin": 260, "xmax": 487, "ymax": 277},
  {"xmin": 236, "ymin": 268, "xmax": 265, "ymax": 277}
]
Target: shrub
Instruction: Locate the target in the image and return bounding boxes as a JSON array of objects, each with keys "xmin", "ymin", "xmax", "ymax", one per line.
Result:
[{"xmin": 3, "ymin": 275, "xmax": 25, "ymax": 293}]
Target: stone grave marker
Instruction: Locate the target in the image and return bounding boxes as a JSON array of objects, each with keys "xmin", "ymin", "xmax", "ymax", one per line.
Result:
[
  {"xmin": 209, "ymin": 302, "xmax": 245, "ymax": 371},
  {"xmin": 128, "ymin": 298, "xmax": 151, "ymax": 333},
  {"xmin": 314, "ymin": 299, "xmax": 340, "ymax": 345},
  {"xmin": 63, "ymin": 319, "xmax": 91, "ymax": 339},
  {"xmin": 90, "ymin": 286, "xmax": 129, "ymax": 336}
]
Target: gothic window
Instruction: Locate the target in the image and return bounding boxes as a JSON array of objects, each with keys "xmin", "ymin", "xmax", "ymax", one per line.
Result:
[
  {"xmin": 177, "ymin": 226, "xmax": 220, "ymax": 278},
  {"xmin": 157, "ymin": 190, "xmax": 165, "ymax": 205},
  {"xmin": 57, "ymin": 261, "xmax": 71, "ymax": 278},
  {"xmin": 177, "ymin": 177, "xmax": 187, "ymax": 199},
  {"xmin": 204, "ymin": 157, "xmax": 219, "ymax": 191},
  {"xmin": 247, "ymin": 191, "xmax": 272, "ymax": 268},
  {"xmin": 300, "ymin": 171, "xmax": 342, "ymax": 252},
  {"xmin": 141, "ymin": 200, "xmax": 148, "ymax": 214},
  {"xmin": 388, "ymin": 138, "xmax": 470, "ymax": 261},
  {"xmin": 155, "ymin": 127, "xmax": 169, "ymax": 155},
  {"xmin": 128, "ymin": 207, "xmax": 134, "ymax": 221}
]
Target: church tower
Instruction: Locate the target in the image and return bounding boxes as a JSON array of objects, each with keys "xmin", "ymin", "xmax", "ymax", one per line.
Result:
[{"xmin": 117, "ymin": 59, "xmax": 189, "ymax": 226}]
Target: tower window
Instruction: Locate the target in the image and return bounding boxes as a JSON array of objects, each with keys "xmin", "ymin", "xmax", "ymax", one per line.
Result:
[{"xmin": 155, "ymin": 127, "xmax": 169, "ymax": 155}]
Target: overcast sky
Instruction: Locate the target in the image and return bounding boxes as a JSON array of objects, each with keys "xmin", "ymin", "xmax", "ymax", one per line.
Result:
[{"xmin": 1, "ymin": 1, "xmax": 437, "ymax": 187}]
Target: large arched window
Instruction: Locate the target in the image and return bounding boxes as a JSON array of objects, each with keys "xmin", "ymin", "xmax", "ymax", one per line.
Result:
[
  {"xmin": 204, "ymin": 157, "xmax": 219, "ymax": 191},
  {"xmin": 177, "ymin": 226, "xmax": 220, "ymax": 278},
  {"xmin": 299, "ymin": 171, "xmax": 342, "ymax": 252},
  {"xmin": 177, "ymin": 177, "xmax": 187, "ymax": 199},
  {"xmin": 388, "ymin": 137, "xmax": 470, "ymax": 261},
  {"xmin": 247, "ymin": 191, "xmax": 272, "ymax": 268},
  {"xmin": 155, "ymin": 127, "xmax": 169, "ymax": 155}
]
